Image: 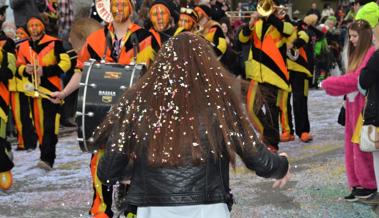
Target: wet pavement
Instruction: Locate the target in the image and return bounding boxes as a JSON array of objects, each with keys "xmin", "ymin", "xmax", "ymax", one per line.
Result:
[{"xmin": 0, "ymin": 90, "xmax": 377, "ymax": 218}]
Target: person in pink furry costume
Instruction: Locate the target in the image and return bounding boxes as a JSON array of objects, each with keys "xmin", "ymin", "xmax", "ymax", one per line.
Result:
[{"xmin": 322, "ymin": 19, "xmax": 376, "ymax": 202}]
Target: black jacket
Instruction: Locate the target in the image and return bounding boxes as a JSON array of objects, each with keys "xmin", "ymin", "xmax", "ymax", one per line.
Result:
[
  {"xmin": 359, "ymin": 50, "xmax": 379, "ymax": 126},
  {"xmin": 97, "ymin": 123, "xmax": 289, "ymax": 207}
]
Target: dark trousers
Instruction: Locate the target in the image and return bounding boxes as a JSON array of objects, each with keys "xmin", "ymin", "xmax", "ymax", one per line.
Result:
[
  {"xmin": 33, "ymin": 98, "xmax": 61, "ymax": 167},
  {"xmin": 287, "ymin": 72, "xmax": 311, "ymax": 137},
  {"xmin": 0, "ymin": 124, "xmax": 13, "ymax": 172},
  {"xmin": 247, "ymin": 81, "xmax": 280, "ymax": 149},
  {"xmin": 11, "ymin": 92, "xmax": 37, "ymax": 150},
  {"xmin": 61, "ymin": 70, "xmax": 78, "ymax": 122}
]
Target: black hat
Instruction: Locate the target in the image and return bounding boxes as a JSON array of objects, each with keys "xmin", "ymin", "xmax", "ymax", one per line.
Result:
[
  {"xmin": 180, "ymin": 7, "xmax": 199, "ymax": 22},
  {"xmin": 150, "ymin": 0, "xmax": 180, "ymax": 23},
  {"xmin": 194, "ymin": 4, "xmax": 213, "ymax": 19}
]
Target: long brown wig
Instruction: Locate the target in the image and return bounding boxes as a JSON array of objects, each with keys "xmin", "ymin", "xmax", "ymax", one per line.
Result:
[
  {"xmin": 92, "ymin": 32, "xmax": 261, "ymax": 168},
  {"xmin": 347, "ymin": 19, "xmax": 373, "ymax": 72}
]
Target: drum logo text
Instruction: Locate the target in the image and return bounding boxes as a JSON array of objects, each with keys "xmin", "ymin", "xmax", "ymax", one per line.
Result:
[{"xmin": 104, "ymin": 71, "xmax": 122, "ymax": 79}]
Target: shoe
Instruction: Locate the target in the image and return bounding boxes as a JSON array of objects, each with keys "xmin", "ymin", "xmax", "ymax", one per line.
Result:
[
  {"xmin": 300, "ymin": 132, "xmax": 313, "ymax": 142},
  {"xmin": 36, "ymin": 160, "xmax": 53, "ymax": 171},
  {"xmin": 0, "ymin": 171, "xmax": 13, "ymax": 191},
  {"xmin": 353, "ymin": 188, "xmax": 377, "ymax": 199},
  {"xmin": 359, "ymin": 193, "xmax": 379, "ymax": 205},
  {"xmin": 280, "ymin": 132, "xmax": 295, "ymax": 142},
  {"xmin": 267, "ymin": 145, "xmax": 278, "ymax": 153},
  {"xmin": 16, "ymin": 147, "xmax": 26, "ymax": 151},
  {"xmin": 344, "ymin": 192, "xmax": 359, "ymax": 202}
]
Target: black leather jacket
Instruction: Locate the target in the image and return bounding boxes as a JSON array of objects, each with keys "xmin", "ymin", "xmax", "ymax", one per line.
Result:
[
  {"xmin": 360, "ymin": 50, "xmax": 379, "ymax": 126},
  {"xmin": 97, "ymin": 128, "xmax": 289, "ymax": 207}
]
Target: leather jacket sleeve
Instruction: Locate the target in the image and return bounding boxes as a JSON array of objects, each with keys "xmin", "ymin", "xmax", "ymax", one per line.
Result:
[
  {"xmin": 235, "ymin": 140, "xmax": 289, "ymax": 179},
  {"xmin": 97, "ymin": 129, "xmax": 130, "ymax": 185}
]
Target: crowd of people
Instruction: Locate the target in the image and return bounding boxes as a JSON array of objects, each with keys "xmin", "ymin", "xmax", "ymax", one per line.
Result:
[{"xmin": 0, "ymin": 0, "xmax": 378, "ymax": 217}]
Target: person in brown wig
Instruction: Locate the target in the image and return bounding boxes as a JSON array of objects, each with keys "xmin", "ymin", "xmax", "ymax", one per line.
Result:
[{"xmin": 94, "ymin": 33, "xmax": 290, "ymax": 218}]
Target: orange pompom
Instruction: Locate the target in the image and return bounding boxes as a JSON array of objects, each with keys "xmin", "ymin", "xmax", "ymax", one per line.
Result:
[{"xmin": 0, "ymin": 171, "xmax": 13, "ymax": 191}]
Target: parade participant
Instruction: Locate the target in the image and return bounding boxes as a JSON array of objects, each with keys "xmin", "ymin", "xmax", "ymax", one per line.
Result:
[
  {"xmin": 95, "ymin": 32, "xmax": 290, "ymax": 218},
  {"xmin": 0, "ymin": 3, "xmax": 16, "ymax": 191},
  {"xmin": 11, "ymin": 27, "xmax": 39, "ymax": 151},
  {"xmin": 149, "ymin": 0, "xmax": 179, "ymax": 50},
  {"xmin": 322, "ymin": 20, "xmax": 377, "ymax": 201},
  {"xmin": 194, "ymin": 4, "xmax": 227, "ymax": 58},
  {"xmin": 16, "ymin": 16, "xmax": 71, "ymax": 170},
  {"xmin": 280, "ymin": 15, "xmax": 316, "ymax": 143},
  {"xmin": 175, "ymin": 7, "xmax": 199, "ymax": 34},
  {"xmin": 52, "ymin": 0, "xmax": 155, "ymax": 217},
  {"xmin": 239, "ymin": 0, "xmax": 294, "ymax": 152}
]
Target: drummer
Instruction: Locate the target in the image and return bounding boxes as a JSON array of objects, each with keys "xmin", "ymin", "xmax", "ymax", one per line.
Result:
[{"xmin": 50, "ymin": 0, "xmax": 156, "ymax": 217}]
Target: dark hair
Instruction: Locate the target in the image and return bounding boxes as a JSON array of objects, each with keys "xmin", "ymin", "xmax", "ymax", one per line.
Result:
[{"xmin": 93, "ymin": 33, "xmax": 260, "ymax": 167}]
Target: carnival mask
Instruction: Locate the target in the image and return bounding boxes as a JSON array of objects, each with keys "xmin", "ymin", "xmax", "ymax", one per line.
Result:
[
  {"xmin": 110, "ymin": 0, "xmax": 132, "ymax": 23},
  {"xmin": 27, "ymin": 18, "xmax": 45, "ymax": 39},
  {"xmin": 150, "ymin": 4, "xmax": 171, "ymax": 32},
  {"xmin": 178, "ymin": 14, "xmax": 195, "ymax": 30},
  {"xmin": 16, "ymin": 27, "xmax": 29, "ymax": 40}
]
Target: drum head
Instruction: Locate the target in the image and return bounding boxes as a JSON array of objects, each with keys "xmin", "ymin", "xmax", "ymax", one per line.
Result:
[{"xmin": 77, "ymin": 62, "xmax": 146, "ymax": 152}]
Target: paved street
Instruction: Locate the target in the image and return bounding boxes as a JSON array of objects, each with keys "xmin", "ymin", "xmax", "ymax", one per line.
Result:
[{"xmin": 0, "ymin": 90, "xmax": 377, "ymax": 218}]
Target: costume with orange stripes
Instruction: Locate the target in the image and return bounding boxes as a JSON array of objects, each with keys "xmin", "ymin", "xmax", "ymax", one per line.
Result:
[
  {"xmin": 11, "ymin": 33, "xmax": 38, "ymax": 151},
  {"xmin": 194, "ymin": 5, "xmax": 227, "ymax": 58},
  {"xmin": 280, "ymin": 21, "xmax": 313, "ymax": 141},
  {"xmin": 0, "ymin": 31, "xmax": 16, "ymax": 191},
  {"xmin": 80, "ymin": 21, "xmax": 155, "ymax": 218},
  {"xmin": 239, "ymin": 13, "xmax": 294, "ymax": 151},
  {"xmin": 17, "ymin": 28, "xmax": 71, "ymax": 168}
]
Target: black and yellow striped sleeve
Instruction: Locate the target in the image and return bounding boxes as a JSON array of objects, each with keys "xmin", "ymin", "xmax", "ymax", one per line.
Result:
[
  {"xmin": 42, "ymin": 40, "xmax": 71, "ymax": 76},
  {"xmin": 213, "ymin": 26, "xmax": 227, "ymax": 56},
  {"xmin": 267, "ymin": 14, "xmax": 294, "ymax": 36},
  {"xmin": 0, "ymin": 39, "xmax": 16, "ymax": 82},
  {"xmin": 238, "ymin": 25, "xmax": 252, "ymax": 44},
  {"xmin": 293, "ymin": 30, "xmax": 309, "ymax": 49}
]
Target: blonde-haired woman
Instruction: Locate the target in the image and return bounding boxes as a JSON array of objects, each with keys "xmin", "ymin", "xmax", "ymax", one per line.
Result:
[{"xmin": 322, "ymin": 19, "xmax": 376, "ymax": 201}]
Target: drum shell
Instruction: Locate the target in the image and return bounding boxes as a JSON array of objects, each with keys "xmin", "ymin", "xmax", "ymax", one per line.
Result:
[{"xmin": 77, "ymin": 62, "xmax": 145, "ymax": 152}]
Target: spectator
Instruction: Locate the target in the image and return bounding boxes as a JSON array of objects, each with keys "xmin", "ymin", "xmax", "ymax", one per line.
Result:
[
  {"xmin": 95, "ymin": 33, "xmax": 290, "ymax": 217},
  {"xmin": 10, "ymin": 0, "xmax": 40, "ymax": 27},
  {"xmin": 57, "ymin": 0, "xmax": 74, "ymax": 49},
  {"xmin": 306, "ymin": 2, "xmax": 321, "ymax": 21},
  {"xmin": 355, "ymin": 0, "xmax": 379, "ymax": 28},
  {"xmin": 322, "ymin": 20, "xmax": 377, "ymax": 202},
  {"xmin": 321, "ymin": 3, "xmax": 335, "ymax": 22},
  {"xmin": 358, "ymin": 23, "xmax": 379, "ymax": 205}
]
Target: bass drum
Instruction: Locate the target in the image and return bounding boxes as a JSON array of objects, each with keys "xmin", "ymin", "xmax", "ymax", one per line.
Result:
[{"xmin": 76, "ymin": 60, "xmax": 145, "ymax": 152}]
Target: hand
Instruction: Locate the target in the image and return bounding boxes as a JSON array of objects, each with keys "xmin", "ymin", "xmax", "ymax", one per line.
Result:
[
  {"xmin": 48, "ymin": 96, "xmax": 63, "ymax": 104},
  {"xmin": 25, "ymin": 64, "xmax": 34, "ymax": 75},
  {"xmin": 50, "ymin": 91, "xmax": 66, "ymax": 100},
  {"xmin": 249, "ymin": 11, "xmax": 260, "ymax": 29},
  {"xmin": 272, "ymin": 152, "xmax": 291, "ymax": 189}
]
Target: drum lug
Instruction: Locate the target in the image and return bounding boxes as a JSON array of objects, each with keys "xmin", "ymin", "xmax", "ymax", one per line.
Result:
[
  {"xmin": 80, "ymin": 83, "xmax": 97, "ymax": 88},
  {"xmin": 120, "ymin": 85, "xmax": 127, "ymax": 90},
  {"xmin": 77, "ymin": 138, "xmax": 84, "ymax": 142},
  {"xmin": 76, "ymin": 111, "xmax": 95, "ymax": 117}
]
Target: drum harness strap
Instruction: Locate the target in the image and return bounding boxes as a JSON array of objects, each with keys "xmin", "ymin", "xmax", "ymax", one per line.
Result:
[{"xmin": 103, "ymin": 27, "xmax": 140, "ymax": 64}]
